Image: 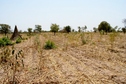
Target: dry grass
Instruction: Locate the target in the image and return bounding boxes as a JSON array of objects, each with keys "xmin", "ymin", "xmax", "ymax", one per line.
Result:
[{"xmin": 0, "ymin": 32, "xmax": 126, "ymax": 84}]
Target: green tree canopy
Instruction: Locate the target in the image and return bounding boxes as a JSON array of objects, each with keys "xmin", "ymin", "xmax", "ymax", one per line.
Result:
[
  {"xmin": 64, "ymin": 25, "xmax": 71, "ymax": 33},
  {"xmin": 35, "ymin": 25, "xmax": 42, "ymax": 33},
  {"xmin": 122, "ymin": 28, "xmax": 126, "ymax": 34},
  {"xmin": 72, "ymin": 29, "xmax": 75, "ymax": 32},
  {"xmin": 27, "ymin": 28, "xmax": 32, "ymax": 34},
  {"xmin": 93, "ymin": 27, "xmax": 98, "ymax": 33},
  {"xmin": 0, "ymin": 24, "xmax": 11, "ymax": 35},
  {"xmin": 50, "ymin": 23, "xmax": 59, "ymax": 35},
  {"xmin": 98, "ymin": 21, "xmax": 112, "ymax": 34}
]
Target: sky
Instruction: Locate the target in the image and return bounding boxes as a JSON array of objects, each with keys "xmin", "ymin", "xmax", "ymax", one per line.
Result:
[{"xmin": 0, "ymin": 0, "xmax": 126, "ymax": 31}]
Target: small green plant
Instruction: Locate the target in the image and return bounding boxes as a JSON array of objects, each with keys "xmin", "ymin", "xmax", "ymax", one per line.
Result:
[
  {"xmin": 0, "ymin": 37, "xmax": 13, "ymax": 47},
  {"xmin": 44, "ymin": 40, "xmax": 56, "ymax": 49},
  {"xmin": 16, "ymin": 37, "xmax": 21, "ymax": 43}
]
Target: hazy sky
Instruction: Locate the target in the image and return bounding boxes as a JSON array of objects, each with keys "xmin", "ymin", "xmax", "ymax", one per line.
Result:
[{"xmin": 0, "ymin": 0, "xmax": 126, "ymax": 31}]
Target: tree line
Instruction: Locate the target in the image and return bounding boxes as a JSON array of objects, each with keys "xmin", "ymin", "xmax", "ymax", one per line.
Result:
[
  {"xmin": 93, "ymin": 19, "xmax": 126, "ymax": 34},
  {"xmin": 0, "ymin": 19, "xmax": 126, "ymax": 36}
]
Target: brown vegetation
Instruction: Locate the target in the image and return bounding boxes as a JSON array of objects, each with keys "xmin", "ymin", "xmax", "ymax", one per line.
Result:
[{"xmin": 0, "ymin": 32, "xmax": 126, "ymax": 84}]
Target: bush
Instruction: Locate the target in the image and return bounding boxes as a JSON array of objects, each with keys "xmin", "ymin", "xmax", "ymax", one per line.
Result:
[
  {"xmin": 0, "ymin": 37, "xmax": 13, "ymax": 47},
  {"xmin": 44, "ymin": 40, "xmax": 56, "ymax": 49},
  {"xmin": 2, "ymin": 37, "xmax": 12, "ymax": 45},
  {"xmin": 16, "ymin": 37, "xmax": 21, "ymax": 43},
  {"xmin": 0, "ymin": 39, "xmax": 5, "ymax": 47}
]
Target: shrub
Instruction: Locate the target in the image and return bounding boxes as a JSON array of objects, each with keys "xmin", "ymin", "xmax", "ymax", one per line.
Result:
[
  {"xmin": 0, "ymin": 37, "xmax": 13, "ymax": 47},
  {"xmin": 2, "ymin": 37, "xmax": 12, "ymax": 45},
  {"xmin": 0, "ymin": 39, "xmax": 6, "ymax": 47},
  {"xmin": 16, "ymin": 37, "xmax": 21, "ymax": 43},
  {"xmin": 44, "ymin": 40, "xmax": 56, "ymax": 49}
]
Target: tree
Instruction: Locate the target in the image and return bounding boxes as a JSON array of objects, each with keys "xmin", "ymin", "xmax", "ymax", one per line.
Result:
[
  {"xmin": 0, "ymin": 24, "xmax": 11, "ymax": 35},
  {"xmin": 72, "ymin": 29, "xmax": 75, "ymax": 32},
  {"xmin": 122, "ymin": 19, "xmax": 126, "ymax": 34},
  {"xmin": 117, "ymin": 27, "xmax": 121, "ymax": 32},
  {"xmin": 64, "ymin": 25, "xmax": 71, "ymax": 33},
  {"xmin": 122, "ymin": 28, "xmax": 126, "ymax": 34},
  {"xmin": 50, "ymin": 23, "xmax": 59, "ymax": 35},
  {"xmin": 123, "ymin": 19, "xmax": 126, "ymax": 28},
  {"xmin": 98, "ymin": 21, "xmax": 112, "ymax": 34},
  {"xmin": 111, "ymin": 26, "xmax": 118, "ymax": 32},
  {"xmin": 82, "ymin": 25, "xmax": 87, "ymax": 32},
  {"xmin": 78, "ymin": 26, "xmax": 81, "ymax": 32},
  {"xmin": 19, "ymin": 30, "xmax": 22, "ymax": 33},
  {"xmin": 35, "ymin": 25, "xmax": 42, "ymax": 33},
  {"xmin": 27, "ymin": 28, "xmax": 32, "ymax": 35},
  {"xmin": 93, "ymin": 27, "xmax": 98, "ymax": 33}
]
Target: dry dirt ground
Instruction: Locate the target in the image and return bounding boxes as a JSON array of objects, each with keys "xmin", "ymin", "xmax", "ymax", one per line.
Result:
[{"xmin": 0, "ymin": 32, "xmax": 126, "ymax": 84}]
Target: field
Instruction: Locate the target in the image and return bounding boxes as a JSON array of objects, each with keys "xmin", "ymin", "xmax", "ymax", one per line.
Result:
[{"xmin": 0, "ymin": 32, "xmax": 126, "ymax": 84}]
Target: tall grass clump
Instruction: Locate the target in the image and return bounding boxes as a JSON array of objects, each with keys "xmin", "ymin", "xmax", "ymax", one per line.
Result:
[
  {"xmin": 34, "ymin": 35, "xmax": 41, "ymax": 50},
  {"xmin": 44, "ymin": 40, "xmax": 56, "ymax": 49},
  {"xmin": 81, "ymin": 33, "xmax": 89, "ymax": 45},
  {"xmin": 109, "ymin": 32, "xmax": 118, "ymax": 49},
  {"xmin": 33, "ymin": 35, "xmax": 44, "ymax": 74}
]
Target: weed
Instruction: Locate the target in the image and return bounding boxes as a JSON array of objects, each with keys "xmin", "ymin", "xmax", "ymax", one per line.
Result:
[
  {"xmin": 91, "ymin": 42, "xmax": 96, "ymax": 45},
  {"xmin": 16, "ymin": 37, "xmax": 22, "ymax": 43},
  {"xmin": 90, "ymin": 33, "xmax": 93, "ymax": 41},
  {"xmin": 81, "ymin": 33, "xmax": 89, "ymax": 45},
  {"xmin": 34, "ymin": 35, "xmax": 41, "ymax": 50},
  {"xmin": 33, "ymin": 35, "xmax": 44, "ymax": 74},
  {"xmin": 63, "ymin": 42, "xmax": 68, "ymax": 51},
  {"xmin": 44, "ymin": 40, "xmax": 56, "ymax": 49},
  {"xmin": 109, "ymin": 32, "xmax": 118, "ymax": 49},
  {"xmin": 99, "ymin": 32, "xmax": 103, "ymax": 40}
]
